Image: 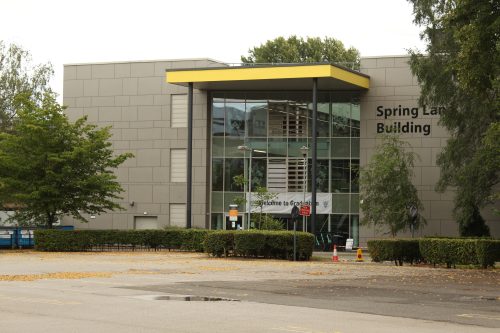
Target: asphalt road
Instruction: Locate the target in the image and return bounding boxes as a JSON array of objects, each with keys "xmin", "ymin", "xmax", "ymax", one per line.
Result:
[
  {"xmin": 130, "ymin": 275, "xmax": 499, "ymax": 328},
  {"xmin": 0, "ymin": 251, "xmax": 498, "ymax": 333}
]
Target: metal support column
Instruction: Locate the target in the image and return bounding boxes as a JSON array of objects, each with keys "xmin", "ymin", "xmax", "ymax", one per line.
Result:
[
  {"xmin": 311, "ymin": 78, "xmax": 317, "ymax": 235},
  {"xmin": 186, "ymin": 82, "xmax": 193, "ymax": 229}
]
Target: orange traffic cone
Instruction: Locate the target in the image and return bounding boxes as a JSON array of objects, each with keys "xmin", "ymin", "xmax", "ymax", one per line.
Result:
[
  {"xmin": 332, "ymin": 245, "xmax": 339, "ymax": 262},
  {"xmin": 356, "ymin": 247, "xmax": 364, "ymax": 262}
]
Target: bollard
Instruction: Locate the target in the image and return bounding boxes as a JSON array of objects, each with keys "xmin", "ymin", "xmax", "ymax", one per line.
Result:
[{"xmin": 356, "ymin": 247, "xmax": 364, "ymax": 262}]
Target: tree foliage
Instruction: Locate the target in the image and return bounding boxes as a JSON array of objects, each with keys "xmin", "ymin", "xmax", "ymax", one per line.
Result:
[
  {"xmin": 241, "ymin": 36, "xmax": 360, "ymax": 69},
  {"xmin": 360, "ymin": 136, "xmax": 425, "ymax": 237},
  {"xmin": 0, "ymin": 41, "xmax": 53, "ymax": 132},
  {"xmin": 0, "ymin": 94, "xmax": 133, "ymax": 228},
  {"xmin": 408, "ymin": 0, "xmax": 499, "ymax": 235},
  {"xmin": 232, "ymin": 174, "xmax": 282, "ymax": 230}
]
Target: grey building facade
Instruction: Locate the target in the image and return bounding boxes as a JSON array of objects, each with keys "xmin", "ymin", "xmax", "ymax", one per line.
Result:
[{"xmin": 62, "ymin": 55, "xmax": 499, "ymax": 245}]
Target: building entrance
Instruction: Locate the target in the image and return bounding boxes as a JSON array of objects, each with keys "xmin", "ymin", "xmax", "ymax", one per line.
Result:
[{"xmin": 225, "ymin": 214, "xmax": 243, "ymax": 230}]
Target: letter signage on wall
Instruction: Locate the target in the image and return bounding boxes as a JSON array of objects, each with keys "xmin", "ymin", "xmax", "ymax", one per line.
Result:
[{"xmin": 375, "ymin": 105, "xmax": 444, "ymax": 136}]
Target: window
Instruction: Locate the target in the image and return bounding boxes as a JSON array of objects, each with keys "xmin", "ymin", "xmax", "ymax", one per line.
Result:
[
  {"xmin": 170, "ymin": 204, "xmax": 186, "ymax": 227},
  {"xmin": 170, "ymin": 149, "xmax": 187, "ymax": 182},
  {"xmin": 171, "ymin": 94, "xmax": 187, "ymax": 128},
  {"xmin": 287, "ymin": 158, "xmax": 306, "ymax": 192}
]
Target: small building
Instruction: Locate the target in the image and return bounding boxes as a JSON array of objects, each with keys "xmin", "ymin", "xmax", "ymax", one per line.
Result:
[{"xmin": 61, "ymin": 56, "xmax": 499, "ymax": 246}]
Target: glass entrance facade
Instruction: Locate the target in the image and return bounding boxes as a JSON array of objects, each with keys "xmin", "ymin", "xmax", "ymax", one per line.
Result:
[{"xmin": 210, "ymin": 91, "xmax": 361, "ymax": 248}]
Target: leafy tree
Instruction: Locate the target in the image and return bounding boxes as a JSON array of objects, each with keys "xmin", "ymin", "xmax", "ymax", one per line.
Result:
[
  {"xmin": 408, "ymin": 0, "xmax": 499, "ymax": 235},
  {"xmin": 252, "ymin": 186, "xmax": 278, "ymax": 229},
  {"xmin": 0, "ymin": 94, "xmax": 133, "ymax": 228},
  {"xmin": 232, "ymin": 175, "xmax": 282, "ymax": 230},
  {"xmin": 0, "ymin": 41, "xmax": 53, "ymax": 132},
  {"xmin": 454, "ymin": 122, "xmax": 499, "ymax": 235},
  {"xmin": 232, "ymin": 174, "xmax": 248, "ymax": 210},
  {"xmin": 360, "ymin": 136, "xmax": 425, "ymax": 237},
  {"xmin": 258, "ymin": 214, "xmax": 284, "ymax": 231},
  {"xmin": 241, "ymin": 36, "xmax": 360, "ymax": 69}
]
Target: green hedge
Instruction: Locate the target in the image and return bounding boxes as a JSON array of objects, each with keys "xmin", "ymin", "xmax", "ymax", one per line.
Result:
[
  {"xmin": 34, "ymin": 229, "xmax": 208, "ymax": 252},
  {"xmin": 34, "ymin": 229, "xmax": 315, "ymax": 261},
  {"xmin": 367, "ymin": 238, "xmax": 500, "ymax": 268},
  {"xmin": 204, "ymin": 230, "xmax": 314, "ymax": 260},
  {"xmin": 367, "ymin": 239, "xmax": 422, "ymax": 266},
  {"xmin": 420, "ymin": 238, "xmax": 500, "ymax": 268}
]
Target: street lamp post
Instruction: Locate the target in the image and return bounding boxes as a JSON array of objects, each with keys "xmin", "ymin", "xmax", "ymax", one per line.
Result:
[
  {"xmin": 238, "ymin": 145, "xmax": 252, "ymax": 230},
  {"xmin": 300, "ymin": 146, "xmax": 309, "ymax": 232}
]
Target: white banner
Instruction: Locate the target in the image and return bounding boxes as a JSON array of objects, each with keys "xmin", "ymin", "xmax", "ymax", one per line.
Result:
[{"xmin": 246, "ymin": 193, "xmax": 331, "ymax": 214}]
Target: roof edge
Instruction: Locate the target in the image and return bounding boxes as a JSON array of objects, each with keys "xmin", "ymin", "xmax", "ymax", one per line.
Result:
[
  {"xmin": 166, "ymin": 62, "xmax": 369, "ymax": 79},
  {"xmin": 64, "ymin": 57, "xmax": 226, "ymax": 67}
]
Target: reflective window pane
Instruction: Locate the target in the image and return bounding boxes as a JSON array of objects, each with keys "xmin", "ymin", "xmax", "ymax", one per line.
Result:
[
  {"xmin": 268, "ymin": 100, "xmax": 288, "ymax": 137},
  {"xmin": 317, "ymin": 138, "xmax": 330, "ymax": 158},
  {"xmin": 268, "ymin": 138, "xmax": 287, "ymax": 157},
  {"xmin": 225, "ymin": 137, "xmax": 245, "ymax": 157},
  {"xmin": 211, "ymin": 192, "xmax": 223, "ymax": 212},
  {"xmin": 250, "ymin": 158, "xmax": 267, "ymax": 190},
  {"xmin": 351, "ymin": 102, "xmax": 360, "ymax": 137},
  {"xmin": 246, "ymin": 138, "xmax": 267, "ymax": 157},
  {"xmin": 331, "ymin": 103, "xmax": 351, "ymax": 137},
  {"xmin": 350, "ymin": 194, "xmax": 359, "ymax": 213},
  {"xmin": 314, "ymin": 102, "xmax": 330, "ymax": 137},
  {"xmin": 308, "ymin": 159, "xmax": 329, "ymax": 193},
  {"xmin": 224, "ymin": 159, "xmax": 244, "ymax": 192},
  {"xmin": 351, "ymin": 159, "xmax": 360, "ymax": 193},
  {"xmin": 225, "ymin": 99, "xmax": 245, "ymax": 137},
  {"xmin": 211, "ymin": 158, "xmax": 223, "ymax": 191},
  {"xmin": 246, "ymin": 101, "xmax": 268, "ymax": 137},
  {"xmin": 211, "ymin": 213, "xmax": 224, "ymax": 230},
  {"xmin": 330, "ymin": 214, "xmax": 350, "ymax": 237},
  {"xmin": 331, "ymin": 159, "xmax": 350, "ymax": 193},
  {"xmin": 224, "ymin": 192, "xmax": 245, "ymax": 212},
  {"xmin": 212, "ymin": 137, "xmax": 224, "ymax": 157},
  {"xmin": 288, "ymin": 138, "xmax": 307, "ymax": 158},
  {"xmin": 212, "ymin": 99, "xmax": 225, "ymax": 136},
  {"xmin": 351, "ymin": 138, "xmax": 360, "ymax": 158},
  {"xmin": 332, "ymin": 194, "xmax": 350, "ymax": 213},
  {"xmin": 332, "ymin": 138, "xmax": 350, "ymax": 158}
]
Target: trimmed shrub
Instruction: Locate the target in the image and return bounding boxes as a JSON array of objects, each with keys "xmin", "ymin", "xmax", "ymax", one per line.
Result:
[
  {"xmin": 204, "ymin": 230, "xmax": 314, "ymax": 260},
  {"xmin": 419, "ymin": 238, "xmax": 477, "ymax": 267},
  {"xmin": 264, "ymin": 231, "xmax": 291, "ymax": 259},
  {"xmin": 367, "ymin": 239, "xmax": 422, "ymax": 265},
  {"xmin": 204, "ymin": 231, "xmax": 235, "ymax": 257},
  {"xmin": 368, "ymin": 238, "xmax": 499, "ymax": 268},
  {"xmin": 419, "ymin": 238, "xmax": 500, "ymax": 268},
  {"xmin": 234, "ymin": 231, "xmax": 266, "ymax": 257},
  {"xmin": 34, "ymin": 229, "xmax": 206, "ymax": 252},
  {"xmin": 296, "ymin": 232, "xmax": 315, "ymax": 260},
  {"xmin": 35, "ymin": 230, "xmax": 94, "ymax": 251},
  {"xmin": 181, "ymin": 229, "xmax": 210, "ymax": 252},
  {"xmin": 475, "ymin": 240, "xmax": 500, "ymax": 268},
  {"xmin": 34, "ymin": 229, "xmax": 315, "ymax": 261}
]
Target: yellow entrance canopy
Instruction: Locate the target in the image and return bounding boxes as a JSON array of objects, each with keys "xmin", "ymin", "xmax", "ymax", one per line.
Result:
[{"xmin": 166, "ymin": 63, "xmax": 369, "ymax": 91}]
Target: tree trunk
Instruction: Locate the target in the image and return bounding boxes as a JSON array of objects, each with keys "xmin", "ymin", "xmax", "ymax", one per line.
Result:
[{"xmin": 46, "ymin": 212, "xmax": 55, "ymax": 229}]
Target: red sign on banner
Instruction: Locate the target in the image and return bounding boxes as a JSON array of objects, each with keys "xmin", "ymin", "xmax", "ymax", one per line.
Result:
[{"xmin": 299, "ymin": 205, "xmax": 311, "ymax": 216}]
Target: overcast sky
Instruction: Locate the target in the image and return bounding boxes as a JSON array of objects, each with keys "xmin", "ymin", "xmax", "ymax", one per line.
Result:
[{"xmin": 1, "ymin": 0, "xmax": 425, "ymax": 98}]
